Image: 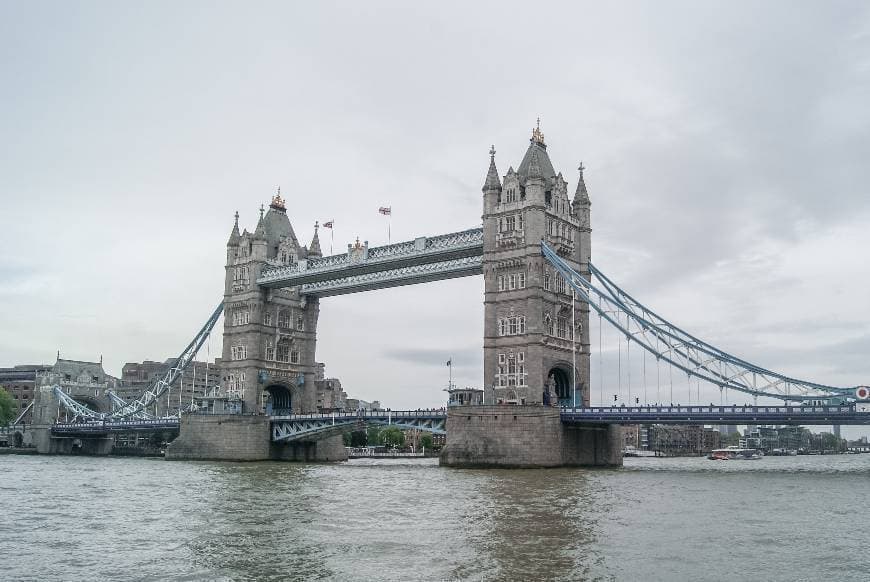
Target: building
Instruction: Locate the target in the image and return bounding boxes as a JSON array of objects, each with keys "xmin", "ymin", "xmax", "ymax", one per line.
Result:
[
  {"xmin": 222, "ymin": 193, "xmax": 323, "ymax": 414},
  {"xmin": 116, "ymin": 358, "xmax": 222, "ymax": 416},
  {"xmin": 345, "ymin": 398, "xmax": 382, "ymax": 412},
  {"xmin": 447, "ymin": 387, "xmax": 484, "ymax": 406},
  {"xmin": 649, "ymin": 424, "xmax": 720, "ymax": 456},
  {"xmin": 482, "ymin": 123, "xmax": 592, "ymax": 407},
  {"xmin": 0, "ymin": 364, "xmax": 52, "ymax": 421},
  {"xmin": 315, "ymin": 377, "xmax": 348, "ymax": 412}
]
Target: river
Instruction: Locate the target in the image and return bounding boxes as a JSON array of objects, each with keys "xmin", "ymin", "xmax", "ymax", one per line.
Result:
[{"xmin": 2, "ymin": 454, "xmax": 869, "ymax": 581}]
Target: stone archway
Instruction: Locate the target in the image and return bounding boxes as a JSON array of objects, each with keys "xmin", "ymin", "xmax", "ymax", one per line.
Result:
[
  {"xmin": 265, "ymin": 384, "xmax": 293, "ymax": 415},
  {"xmin": 547, "ymin": 367, "xmax": 573, "ymax": 407}
]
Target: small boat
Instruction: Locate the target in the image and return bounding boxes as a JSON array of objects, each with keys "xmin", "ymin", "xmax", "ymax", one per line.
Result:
[{"xmin": 708, "ymin": 446, "xmax": 763, "ymax": 460}]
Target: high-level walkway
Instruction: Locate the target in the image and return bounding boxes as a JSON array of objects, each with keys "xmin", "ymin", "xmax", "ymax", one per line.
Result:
[{"xmin": 257, "ymin": 228, "xmax": 483, "ymax": 296}]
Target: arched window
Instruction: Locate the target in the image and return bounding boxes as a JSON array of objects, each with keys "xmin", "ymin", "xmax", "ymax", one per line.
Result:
[{"xmin": 544, "ymin": 314, "xmax": 554, "ymax": 336}]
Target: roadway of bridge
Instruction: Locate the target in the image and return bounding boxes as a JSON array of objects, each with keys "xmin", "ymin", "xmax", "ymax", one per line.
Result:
[
  {"xmin": 561, "ymin": 405, "xmax": 870, "ymax": 426},
  {"xmin": 48, "ymin": 404, "xmax": 870, "ymax": 437}
]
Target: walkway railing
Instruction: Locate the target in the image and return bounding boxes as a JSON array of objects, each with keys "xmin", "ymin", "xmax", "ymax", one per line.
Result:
[{"xmin": 561, "ymin": 405, "xmax": 870, "ymax": 425}]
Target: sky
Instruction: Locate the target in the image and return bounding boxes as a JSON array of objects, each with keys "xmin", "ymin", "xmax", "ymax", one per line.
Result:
[{"xmin": 1, "ymin": 2, "xmax": 869, "ymax": 436}]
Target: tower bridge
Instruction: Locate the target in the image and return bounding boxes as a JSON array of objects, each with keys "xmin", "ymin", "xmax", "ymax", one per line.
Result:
[{"xmin": 28, "ymin": 122, "xmax": 869, "ymax": 466}]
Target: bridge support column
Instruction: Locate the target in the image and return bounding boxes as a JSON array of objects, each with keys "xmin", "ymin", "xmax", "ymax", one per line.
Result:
[
  {"xmin": 166, "ymin": 414, "xmax": 271, "ymax": 461},
  {"xmin": 165, "ymin": 414, "xmax": 349, "ymax": 462},
  {"xmin": 439, "ymin": 406, "xmax": 622, "ymax": 468},
  {"xmin": 270, "ymin": 435, "xmax": 348, "ymax": 462},
  {"xmin": 30, "ymin": 426, "xmax": 114, "ymax": 455}
]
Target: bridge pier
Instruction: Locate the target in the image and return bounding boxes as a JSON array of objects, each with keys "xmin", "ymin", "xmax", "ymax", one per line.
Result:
[
  {"xmin": 439, "ymin": 406, "xmax": 622, "ymax": 468},
  {"xmin": 30, "ymin": 425, "xmax": 114, "ymax": 455},
  {"xmin": 165, "ymin": 414, "xmax": 347, "ymax": 462}
]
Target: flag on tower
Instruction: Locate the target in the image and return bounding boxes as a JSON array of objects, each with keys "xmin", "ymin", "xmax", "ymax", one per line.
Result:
[
  {"xmin": 446, "ymin": 359, "xmax": 452, "ymax": 367},
  {"xmin": 322, "ymin": 220, "xmax": 334, "ymax": 229},
  {"xmin": 378, "ymin": 206, "xmax": 392, "ymax": 216}
]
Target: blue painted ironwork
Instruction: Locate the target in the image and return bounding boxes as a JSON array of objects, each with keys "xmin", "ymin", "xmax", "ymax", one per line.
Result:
[
  {"xmin": 561, "ymin": 405, "xmax": 870, "ymax": 425},
  {"xmin": 271, "ymin": 410, "xmax": 447, "ymax": 442},
  {"xmin": 51, "ymin": 418, "xmax": 180, "ymax": 434},
  {"xmin": 541, "ymin": 241, "xmax": 860, "ymax": 402},
  {"xmin": 53, "ymin": 302, "xmax": 224, "ymax": 421},
  {"xmin": 296, "ymin": 255, "xmax": 483, "ymax": 297},
  {"xmin": 257, "ymin": 227, "xmax": 483, "ymax": 293},
  {"xmin": 11, "ymin": 401, "xmax": 33, "ymax": 425}
]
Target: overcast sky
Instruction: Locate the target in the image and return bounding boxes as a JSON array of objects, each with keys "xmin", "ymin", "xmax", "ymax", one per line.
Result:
[{"xmin": 1, "ymin": 2, "xmax": 869, "ymax": 435}]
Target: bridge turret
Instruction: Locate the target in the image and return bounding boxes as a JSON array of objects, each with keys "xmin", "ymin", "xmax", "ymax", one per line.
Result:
[
  {"xmin": 308, "ymin": 222, "xmax": 322, "ymax": 259},
  {"xmin": 482, "ymin": 122, "xmax": 590, "ymax": 408},
  {"xmin": 221, "ymin": 190, "xmax": 321, "ymax": 416}
]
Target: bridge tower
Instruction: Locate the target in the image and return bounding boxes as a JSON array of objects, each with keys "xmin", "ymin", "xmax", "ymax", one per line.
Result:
[
  {"xmin": 482, "ymin": 123, "xmax": 591, "ymax": 407},
  {"xmin": 222, "ymin": 191, "xmax": 321, "ymax": 415}
]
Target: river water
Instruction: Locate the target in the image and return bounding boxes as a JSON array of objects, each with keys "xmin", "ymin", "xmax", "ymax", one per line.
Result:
[{"xmin": 2, "ymin": 454, "xmax": 869, "ymax": 581}]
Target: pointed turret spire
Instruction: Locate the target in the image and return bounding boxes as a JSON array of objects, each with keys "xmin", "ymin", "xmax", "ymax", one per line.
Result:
[
  {"xmin": 527, "ymin": 149, "xmax": 543, "ymax": 179},
  {"xmin": 531, "ymin": 117, "xmax": 546, "ymax": 146},
  {"xmin": 482, "ymin": 145, "xmax": 502, "ymax": 192},
  {"xmin": 254, "ymin": 208, "xmax": 267, "ymax": 240},
  {"xmin": 308, "ymin": 221, "xmax": 322, "ymax": 258},
  {"xmin": 227, "ymin": 211, "xmax": 241, "ymax": 246},
  {"xmin": 573, "ymin": 161, "xmax": 590, "ymax": 205}
]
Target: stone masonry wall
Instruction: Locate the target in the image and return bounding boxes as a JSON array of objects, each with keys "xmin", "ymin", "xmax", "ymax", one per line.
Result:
[
  {"xmin": 165, "ymin": 414, "xmax": 271, "ymax": 461},
  {"xmin": 440, "ymin": 405, "xmax": 623, "ymax": 468}
]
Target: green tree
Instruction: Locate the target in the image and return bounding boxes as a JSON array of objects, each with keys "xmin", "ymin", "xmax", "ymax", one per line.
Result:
[
  {"xmin": 0, "ymin": 387, "xmax": 15, "ymax": 426},
  {"xmin": 342, "ymin": 432, "xmax": 352, "ymax": 446},
  {"xmin": 420, "ymin": 434, "xmax": 433, "ymax": 450},
  {"xmin": 349, "ymin": 430, "xmax": 367, "ymax": 447},
  {"xmin": 380, "ymin": 426, "xmax": 405, "ymax": 448},
  {"xmin": 366, "ymin": 426, "xmax": 381, "ymax": 445}
]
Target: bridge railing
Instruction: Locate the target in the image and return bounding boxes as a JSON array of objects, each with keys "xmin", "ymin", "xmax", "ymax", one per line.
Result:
[
  {"xmin": 270, "ymin": 409, "xmax": 447, "ymax": 421},
  {"xmin": 52, "ymin": 419, "xmax": 180, "ymax": 432},
  {"xmin": 561, "ymin": 405, "xmax": 857, "ymax": 415},
  {"xmin": 258, "ymin": 228, "xmax": 483, "ymax": 286}
]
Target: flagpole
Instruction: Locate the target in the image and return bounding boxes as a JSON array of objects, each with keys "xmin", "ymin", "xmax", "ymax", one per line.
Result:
[
  {"xmin": 330, "ymin": 220, "xmax": 334, "ymax": 255},
  {"xmin": 388, "ymin": 214, "xmax": 392, "ymax": 245}
]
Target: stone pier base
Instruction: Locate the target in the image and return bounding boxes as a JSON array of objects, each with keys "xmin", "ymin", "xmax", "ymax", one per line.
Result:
[
  {"xmin": 31, "ymin": 426, "xmax": 114, "ymax": 456},
  {"xmin": 165, "ymin": 414, "xmax": 347, "ymax": 462},
  {"xmin": 439, "ymin": 405, "xmax": 622, "ymax": 468}
]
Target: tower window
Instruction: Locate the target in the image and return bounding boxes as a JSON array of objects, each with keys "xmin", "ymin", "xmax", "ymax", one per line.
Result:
[
  {"xmin": 518, "ymin": 273, "xmax": 526, "ymax": 289},
  {"xmin": 296, "ymin": 316, "xmax": 305, "ymax": 331},
  {"xmin": 264, "ymin": 312, "xmax": 272, "ymax": 326}
]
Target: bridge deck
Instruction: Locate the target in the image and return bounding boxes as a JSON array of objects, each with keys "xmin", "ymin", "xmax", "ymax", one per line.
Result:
[
  {"xmin": 257, "ymin": 228, "xmax": 483, "ymax": 296},
  {"xmin": 561, "ymin": 405, "xmax": 870, "ymax": 425}
]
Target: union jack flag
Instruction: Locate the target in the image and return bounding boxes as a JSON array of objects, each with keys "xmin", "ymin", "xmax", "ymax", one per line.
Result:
[
  {"xmin": 378, "ymin": 206, "xmax": 392, "ymax": 216},
  {"xmin": 322, "ymin": 220, "xmax": 334, "ymax": 229}
]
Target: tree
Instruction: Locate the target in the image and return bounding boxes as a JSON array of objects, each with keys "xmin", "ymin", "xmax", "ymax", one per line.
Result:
[
  {"xmin": 380, "ymin": 426, "xmax": 405, "ymax": 448},
  {"xmin": 342, "ymin": 432, "xmax": 352, "ymax": 446},
  {"xmin": 420, "ymin": 434, "xmax": 433, "ymax": 450},
  {"xmin": 348, "ymin": 430, "xmax": 367, "ymax": 447},
  {"xmin": 367, "ymin": 426, "xmax": 381, "ymax": 445},
  {"xmin": 0, "ymin": 387, "xmax": 15, "ymax": 426}
]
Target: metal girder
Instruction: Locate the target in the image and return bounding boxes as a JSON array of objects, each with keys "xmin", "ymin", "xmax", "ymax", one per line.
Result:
[
  {"xmin": 108, "ymin": 302, "xmax": 224, "ymax": 419},
  {"xmin": 11, "ymin": 401, "xmax": 33, "ymax": 425},
  {"xmin": 258, "ymin": 227, "xmax": 484, "ymax": 289},
  {"xmin": 296, "ymin": 255, "xmax": 483, "ymax": 297},
  {"xmin": 53, "ymin": 386, "xmax": 106, "ymax": 422},
  {"xmin": 561, "ymin": 405, "xmax": 870, "ymax": 425},
  {"xmin": 271, "ymin": 411, "xmax": 447, "ymax": 442},
  {"xmin": 53, "ymin": 303, "xmax": 224, "ymax": 421},
  {"xmin": 541, "ymin": 242, "xmax": 858, "ymax": 402},
  {"xmin": 51, "ymin": 419, "xmax": 180, "ymax": 434}
]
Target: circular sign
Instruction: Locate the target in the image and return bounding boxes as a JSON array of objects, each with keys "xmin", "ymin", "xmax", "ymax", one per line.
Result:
[{"xmin": 856, "ymin": 386, "xmax": 870, "ymax": 400}]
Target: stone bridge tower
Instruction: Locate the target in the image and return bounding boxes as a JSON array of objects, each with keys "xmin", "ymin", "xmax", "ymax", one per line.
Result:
[
  {"xmin": 482, "ymin": 123, "xmax": 592, "ymax": 407},
  {"xmin": 223, "ymin": 191, "xmax": 322, "ymax": 414}
]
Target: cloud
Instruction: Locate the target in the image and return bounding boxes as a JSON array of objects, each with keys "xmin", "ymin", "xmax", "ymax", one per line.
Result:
[{"xmin": 0, "ymin": 1, "xmax": 868, "ymax": 434}]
